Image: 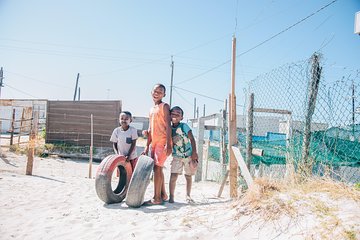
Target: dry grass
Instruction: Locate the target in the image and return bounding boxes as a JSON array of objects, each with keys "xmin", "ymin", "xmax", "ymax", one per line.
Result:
[
  {"xmin": 298, "ymin": 178, "xmax": 360, "ymax": 202},
  {"xmin": 234, "ymin": 178, "xmax": 297, "ymax": 221},
  {"xmin": 233, "ymin": 177, "xmax": 360, "ymax": 239}
]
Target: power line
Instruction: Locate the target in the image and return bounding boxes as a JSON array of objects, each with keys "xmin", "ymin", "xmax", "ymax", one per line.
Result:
[
  {"xmin": 175, "ymin": 0, "xmax": 338, "ymax": 86},
  {"xmin": 0, "ymin": 38, "xmax": 171, "ymax": 55},
  {"xmin": 175, "ymin": 59, "xmax": 231, "ymax": 85},
  {"xmin": 236, "ymin": 0, "xmax": 338, "ymax": 58},
  {"xmin": 173, "ymin": 86, "xmax": 244, "ymax": 107},
  {"xmin": 5, "ymin": 70, "xmax": 71, "ymax": 89},
  {"xmin": 4, "ymin": 83, "xmax": 38, "ymax": 98},
  {"xmin": 173, "ymin": 88, "xmax": 193, "ymax": 106}
]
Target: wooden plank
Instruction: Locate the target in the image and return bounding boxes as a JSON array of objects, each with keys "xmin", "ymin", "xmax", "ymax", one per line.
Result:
[
  {"xmin": 254, "ymin": 107, "xmax": 292, "ymax": 115},
  {"xmin": 217, "ymin": 170, "xmax": 229, "ymax": 198},
  {"xmin": 231, "ymin": 146, "xmax": 253, "ymax": 187},
  {"xmin": 204, "ymin": 125, "xmax": 221, "ymax": 130}
]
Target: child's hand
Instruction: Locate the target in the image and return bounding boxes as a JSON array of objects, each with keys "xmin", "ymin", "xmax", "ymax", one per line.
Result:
[
  {"xmin": 125, "ymin": 155, "xmax": 130, "ymax": 162},
  {"xmin": 191, "ymin": 152, "xmax": 198, "ymax": 162},
  {"xmin": 142, "ymin": 130, "xmax": 148, "ymax": 137},
  {"xmin": 165, "ymin": 145, "xmax": 172, "ymax": 157},
  {"xmin": 189, "ymin": 158, "xmax": 198, "ymax": 173},
  {"xmin": 142, "ymin": 146, "xmax": 149, "ymax": 156}
]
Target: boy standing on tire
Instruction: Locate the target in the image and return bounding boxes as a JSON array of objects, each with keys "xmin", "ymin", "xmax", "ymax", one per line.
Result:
[
  {"xmin": 143, "ymin": 83, "xmax": 172, "ymax": 205},
  {"xmin": 110, "ymin": 111, "xmax": 138, "ymax": 171},
  {"xmin": 168, "ymin": 106, "xmax": 198, "ymax": 203}
]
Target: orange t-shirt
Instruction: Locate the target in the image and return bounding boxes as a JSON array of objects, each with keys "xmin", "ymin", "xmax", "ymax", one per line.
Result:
[{"xmin": 149, "ymin": 102, "xmax": 169, "ymax": 146}]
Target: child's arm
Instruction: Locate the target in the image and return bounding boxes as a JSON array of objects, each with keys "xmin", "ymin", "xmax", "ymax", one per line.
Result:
[
  {"xmin": 143, "ymin": 128, "xmax": 152, "ymax": 155},
  {"xmin": 113, "ymin": 142, "xmax": 118, "ymax": 154},
  {"xmin": 127, "ymin": 139, "xmax": 137, "ymax": 160},
  {"xmin": 188, "ymin": 130, "xmax": 198, "ymax": 161},
  {"xmin": 163, "ymin": 103, "xmax": 172, "ymax": 156}
]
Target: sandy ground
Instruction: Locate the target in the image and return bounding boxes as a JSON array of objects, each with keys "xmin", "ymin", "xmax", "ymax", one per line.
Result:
[{"xmin": 1, "ymin": 149, "xmax": 359, "ymax": 240}]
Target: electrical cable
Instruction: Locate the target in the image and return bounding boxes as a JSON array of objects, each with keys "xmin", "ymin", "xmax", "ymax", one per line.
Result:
[{"xmin": 175, "ymin": 0, "xmax": 338, "ymax": 86}]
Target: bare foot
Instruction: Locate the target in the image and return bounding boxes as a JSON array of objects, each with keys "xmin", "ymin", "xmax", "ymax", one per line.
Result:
[
  {"xmin": 162, "ymin": 194, "xmax": 169, "ymax": 202},
  {"xmin": 142, "ymin": 199, "xmax": 163, "ymax": 206},
  {"xmin": 152, "ymin": 194, "xmax": 168, "ymax": 202},
  {"xmin": 186, "ymin": 196, "xmax": 195, "ymax": 204}
]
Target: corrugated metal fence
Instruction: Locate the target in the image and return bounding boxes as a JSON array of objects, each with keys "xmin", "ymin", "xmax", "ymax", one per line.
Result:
[{"xmin": 46, "ymin": 101, "xmax": 121, "ymax": 147}]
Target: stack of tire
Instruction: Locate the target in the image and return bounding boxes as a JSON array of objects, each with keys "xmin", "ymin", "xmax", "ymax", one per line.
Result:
[{"xmin": 95, "ymin": 155, "xmax": 154, "ymax": 208}]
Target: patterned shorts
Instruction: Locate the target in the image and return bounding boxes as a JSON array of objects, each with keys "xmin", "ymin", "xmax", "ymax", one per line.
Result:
[{"xmin": 170, "ymin": 156, "xmax": 197, "ymax": 175}]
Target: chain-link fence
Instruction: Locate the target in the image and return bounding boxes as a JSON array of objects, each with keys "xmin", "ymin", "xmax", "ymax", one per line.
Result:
[{"xmin": 204, "ymin": 53, "xmax": 359, "ymax": 184}]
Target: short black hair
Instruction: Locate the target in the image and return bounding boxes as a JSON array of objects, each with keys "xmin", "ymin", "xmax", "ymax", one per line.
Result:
[
  {"xmin": 120, "ymin": 111, "xmax": 132, "ymax": 118},
  {"xmin": 170, "ymin": 106, "xmax": 184, "ymax": 116},
  {"xmin": 154, "ymin": 83, "xmax": 166, "ymax": 93}
]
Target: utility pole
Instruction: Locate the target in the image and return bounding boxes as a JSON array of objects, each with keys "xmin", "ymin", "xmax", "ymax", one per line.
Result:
[
  {"xmin": 228, "ymin": 36, "xmax": 238, "ymax": 198},
  {"xmin": 73, "ymin": 73, "xmax": 80, "ymax": 101},
  {"xmin": 352, "ymin": 80, "xmax": 355, "ymax": 137},
  {"xmin": 0, "ymin": 67, "xmax": 4, "ymax": 98},
  {"xmin": 203, "ymin": 104, "xmax": 206, "ymax": 117},
  {"xmin": 78, "ymin": 87, "xmax": 81, "ymax": 101},
  {"xmin": 169, "ymin": 56, "xmax": 174, "ymax": 107},
  {"xmin": 193, "ymin": 98, "xmax": 197, "ymax": 119}
]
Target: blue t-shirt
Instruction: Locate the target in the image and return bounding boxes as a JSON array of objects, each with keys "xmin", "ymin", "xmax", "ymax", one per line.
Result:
[{"xmin": 171, "ymin": 122, "xmax": 193, "ymax": 158}]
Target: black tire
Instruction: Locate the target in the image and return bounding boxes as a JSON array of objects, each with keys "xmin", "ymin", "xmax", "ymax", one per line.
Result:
[
  {"xmin": 95, "ymin": 155, "xmax": 133, "ymax": 204},
  {"xmin": 125, "ymin": 155, "xmax": 154, "ymax": 208}
]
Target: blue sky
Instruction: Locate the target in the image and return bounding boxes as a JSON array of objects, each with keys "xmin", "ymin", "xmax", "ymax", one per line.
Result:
[{"xmin": 0, "ymin": 0, "xmax": 359, "ymax": 118}]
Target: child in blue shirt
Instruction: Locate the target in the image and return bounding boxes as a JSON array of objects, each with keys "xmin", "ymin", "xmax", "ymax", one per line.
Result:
[{"xmin": 169, "ymin": 106, "xmax": 198, "ymax": 203}]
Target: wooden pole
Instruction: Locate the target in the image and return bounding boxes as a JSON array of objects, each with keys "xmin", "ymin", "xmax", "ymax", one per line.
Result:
[
  {"xmin": 89, "ymin": 114, "xmax": 94, "ymax": 178},
  {"xmin": 17, "ymin": 108, "xmax": 25, "ymax": 145},
  {"xmin": 26, "ymin": 109, "xmax": 36, "ymax": 175},
  {"xmin": 78, "ymin": 87, "xmax": 81, "ymax": 101},
  {"xmin": 195, "ymin": 117, "xmax": 204, "ymax": 182},
  {"xmin": 228, "ymin": 36, "xmax": 238, "ymax": 198},
  {"xmin": 73, "ymin": 73, "xmax": 79, "ymax": 101},
  {"xmin": 204, "ymin": 140, "xmax": 210, "ymax": 180},
  {"xmin": 301, "ymin": 53, "xmax": 321, "ymax": 176},
  {"xmin": 193, "ymin": 98, "xmax": 197, "ymax": 119},
  {"xmin": 10, "ymin": 108, "xmax": 15, "ymax": 146},
  {"xmin": 220, "ymin": 99, "xmax": 227, "ymax": 176},
  {"xmin": 246, "ymin": 93, "xmax": 254, "ymax": 172},
  {"xmin": 0, "ymin": 67, "xmax": 4, "ymax": 98},
  {"xmin": 169, "ymin": 56, "xmax": 174, "ymax": 107},
  {"xmin": 217, "ymin": 170, "xmax": 229, "ymax": 197},
  {"xmin": 285, "ymin": 113, "xmax": 295, "ymax": 180}
]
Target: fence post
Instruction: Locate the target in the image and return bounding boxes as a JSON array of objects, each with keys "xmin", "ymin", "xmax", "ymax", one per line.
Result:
[
  {"xmin": 17, "ymin": 108, "xmax": 25, "ymax": 145},
  {"xmin": 26, "ymin": 111, "xmax": 37, "ymax": 175},
  {"xmin": 89, "ymin": 114, "xmax": 93, "ymax": 178},
  {"xmin": 10, "ymin": 109, "xmax": 15, "ymax": 146},
  {"xmin": 285, "ymin": 113, "xmax": 295, "ymax": 180},
  {"xmin": 204, "ymin": 139, "xmax": 210, "ymax": 181},
  {"xmin": 220, "ymin": 99, "xmax": 227, "ymax": 176},
  {"xmin": 195, "ymin": 117, "xmax": 204, "ymax": 182},
  {"xmin": 246, "ymin": 93, "xmax": 254, "ymax": 172},
  {"xmin": 301, "ymin": 53, "xmax": 322, "ymax": 177}
]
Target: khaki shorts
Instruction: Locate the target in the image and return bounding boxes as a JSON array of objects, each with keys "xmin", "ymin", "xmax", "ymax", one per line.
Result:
[{"xmin": 170, "ymin": 156, "xmax": 197, "ymax": 176}]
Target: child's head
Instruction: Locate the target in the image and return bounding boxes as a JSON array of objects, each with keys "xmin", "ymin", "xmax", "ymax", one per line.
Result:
[
  {"xmin": 151, "ymin": 83, "xmax": 166, "ymax": 103},
  {"xmin": 170, "ymin": 106, "xmax": 183, "ymax": 125},
  {"xmin": 119, "ymin": 111, "xmax": 132, "ymax": 129}
]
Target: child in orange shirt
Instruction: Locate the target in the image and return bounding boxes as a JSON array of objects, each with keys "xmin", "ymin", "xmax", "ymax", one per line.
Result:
[{"xmin": 143, "ymin": 83, "xmax": 172, "ymax": 205}]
